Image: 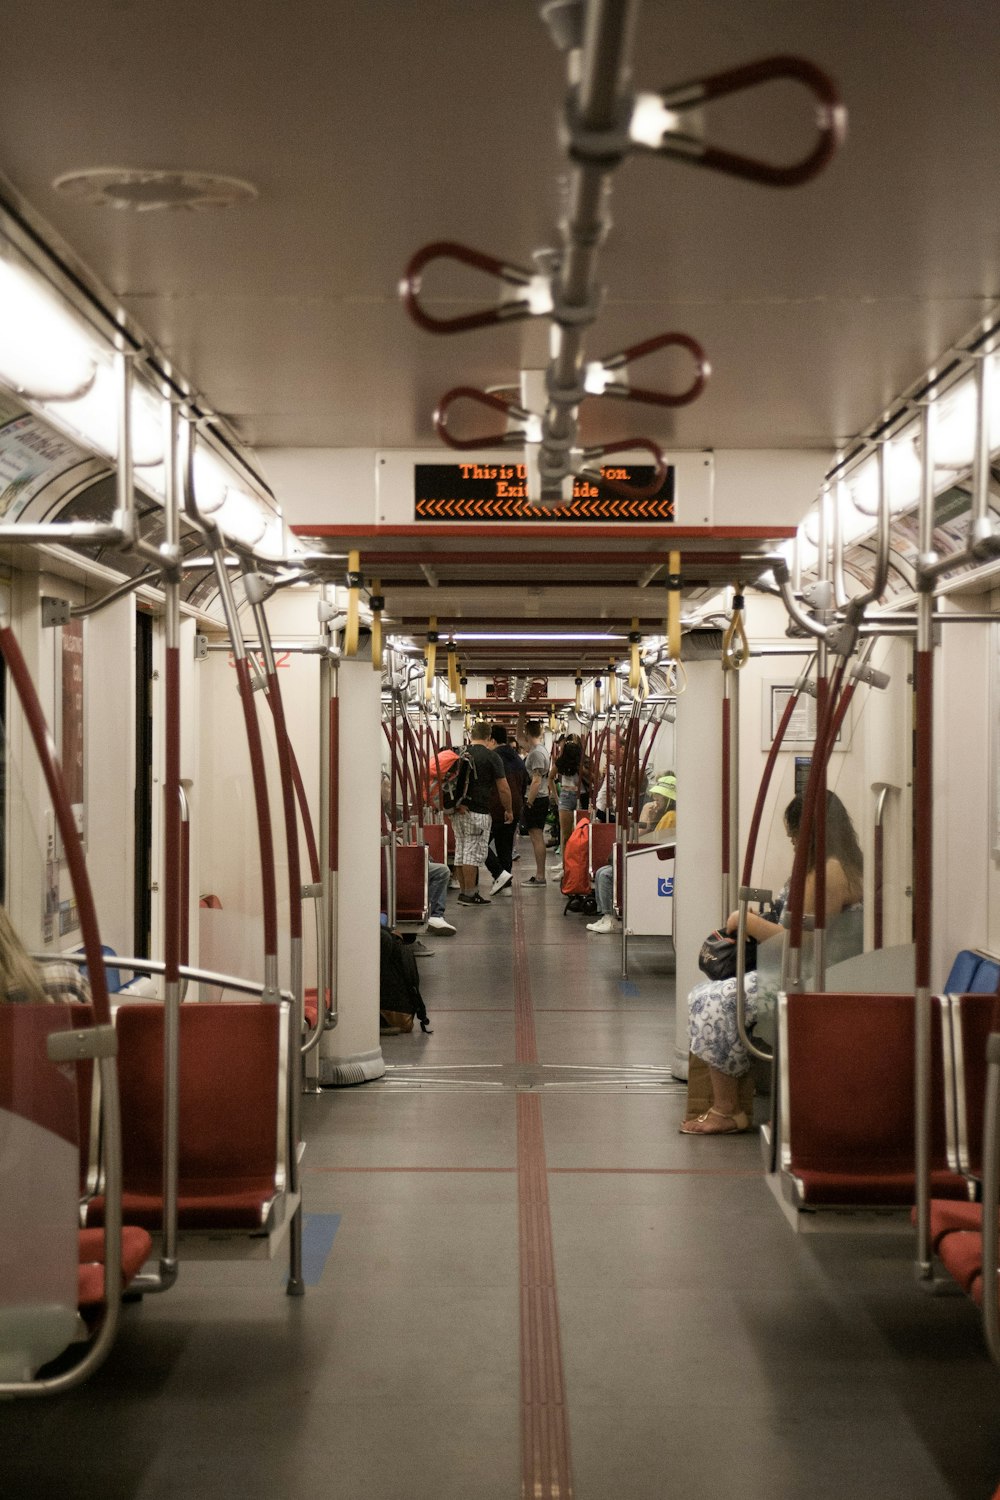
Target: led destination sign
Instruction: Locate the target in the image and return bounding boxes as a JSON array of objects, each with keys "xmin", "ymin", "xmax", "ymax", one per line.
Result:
[{"xmin": 414, "ymin": 462, "xmax": 675, "ymax": 522}]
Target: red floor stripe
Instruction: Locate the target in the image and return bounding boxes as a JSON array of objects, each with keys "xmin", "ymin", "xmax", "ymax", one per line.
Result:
[{"xmin": 513, "ymin": 885, "xmax": 574, "ymax": 1499}]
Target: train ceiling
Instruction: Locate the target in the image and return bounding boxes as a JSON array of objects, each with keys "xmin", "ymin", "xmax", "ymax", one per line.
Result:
[{"xmin": 0, "ymin": 3, "xmax": 998, "ymax": 670}]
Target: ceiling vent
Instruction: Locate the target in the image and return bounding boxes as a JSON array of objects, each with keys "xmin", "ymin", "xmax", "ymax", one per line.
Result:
[{"xmin": 53, "ymin": 169, "xmax": 258, "ymax": 213}]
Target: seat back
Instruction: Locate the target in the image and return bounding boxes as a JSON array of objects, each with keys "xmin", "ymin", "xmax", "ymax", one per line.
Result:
[
  {"xmin": 945, "ymin": 949, "xmax": 987, "ymax": 993},
  {"xmin": 114, "ymin": 1003, "xmax": 287, "ymax": 1201},
  {"xmin": 780, "ymin": 991, "xmax": 963, "ymax": 1205},
  {"xmin": 421, "ymin": 823, "xmax": 447, "ymax": 865},
  {"xmin": 588, "ymin": 820, "xmax": 617, "ymax": 880},
  {"xmin": 0, "ymin": 1005, "xmax": 81, "ymax": 1374},
  {"xmin": 381, "ymin": 843, "xmax": 429, "ymax": 929},
  {"xmin": 950, "ymin": 992, "xmax": 1000, "ymax": 1181},
  {"xmin": 968, "ymin": 958, "xmax": 1000, "ymax": 994}
]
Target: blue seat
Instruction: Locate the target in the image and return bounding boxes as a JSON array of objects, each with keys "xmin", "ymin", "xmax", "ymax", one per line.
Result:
[
  {"xmin": 944, "ymin": 950, "xmax": 985, "ymax": 993},
  {"xmin": 77, "ymin": 943, "xmax": 124, "ymax": 994},
  {"xmin": 968, "ymin": 958, "xmax": 1000, "ymax": 994}
]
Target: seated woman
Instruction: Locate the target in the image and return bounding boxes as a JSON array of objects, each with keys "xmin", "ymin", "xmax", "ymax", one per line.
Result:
[
  {"xmin": 681, "ymin": 790, "xmax": 863, "ymax": 1135},
  {"xmin": 638, "ymin": 769, "xmax": 676, "ymax": 839},
  {"xmin": 0, "ymin": 905, "xmax": 91, "ymax": 1004}
]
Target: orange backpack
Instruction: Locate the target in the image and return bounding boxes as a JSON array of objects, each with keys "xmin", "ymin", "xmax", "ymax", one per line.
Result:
[{"xmin": 560, "ymin": 817, "xmax": 592, "ymax": 896}]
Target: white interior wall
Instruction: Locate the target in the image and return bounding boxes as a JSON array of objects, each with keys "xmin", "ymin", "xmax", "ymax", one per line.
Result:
[
  {"xmin": 934, "ymin": 602, "xmax": 993, "ymax": 983},
  {"xmin": 84, "ymin": 595, "xmax": 135, "ymax": 958}
]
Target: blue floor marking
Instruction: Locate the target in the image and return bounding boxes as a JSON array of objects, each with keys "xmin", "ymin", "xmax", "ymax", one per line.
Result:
[
  {"xmin": 299, "ymin": 1213, "xmax": 341, "ymax": 1286},
  {"xmin": 619, "ymin": 981, "xmax": 640, "ymax": 997}
]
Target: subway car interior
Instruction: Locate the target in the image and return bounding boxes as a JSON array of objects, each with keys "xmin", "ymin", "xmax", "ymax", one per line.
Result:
[{"xmin": 3, "ymin": 2, "xmax": 1000, "ymax": 1496}]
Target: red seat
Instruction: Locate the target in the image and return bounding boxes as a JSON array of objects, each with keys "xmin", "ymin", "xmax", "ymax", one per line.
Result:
[
  {"xmin": 77, "ymin": 1226, "xmax": 154, "ymax": 1310},
  {"xmin": 947, "ymin": 993, "xmax": 1000, "ymax": 1184},
  {"xmin": 86, "ymin": 1002, "xmax": 289, "ymax": 1232},
  {"xmin": 781, "ymin": 992, "xmax": 967, "ymax": 1206},
  {"xmin": 421, "ymin": 823, "xmax": 447, "ymax": 865},
  {"xmin": 936, "ymin": 1226, "xmax": 989, "ymax": 1302},
  {"xmin": 588, "ymin": 820, "xmax": 617, "ymax": 880},
  {"xmin": 381, "ymin": 843, "xmax": 429, "ymax": 928}
]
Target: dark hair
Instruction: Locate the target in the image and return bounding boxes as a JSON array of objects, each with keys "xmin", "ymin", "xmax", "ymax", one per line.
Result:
[
  {"xmin": 525, "ymin": 719, "xmax": 543, "ymax": 738},
  {"xmin": 490, "ymin": 723, "xmax": 507, "ymax": 744},
  {"xmin": 784, "ymin": 791, "xmax": 863, "ymax": 884},
  {"xmin": 556, "ymin": 739, "xmax": 581, "ymax": 775}
]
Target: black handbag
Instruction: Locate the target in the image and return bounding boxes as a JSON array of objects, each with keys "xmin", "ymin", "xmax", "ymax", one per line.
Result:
[{"xmin": 698, "ymin": 929, "xmax": 758, "ymax": 982}]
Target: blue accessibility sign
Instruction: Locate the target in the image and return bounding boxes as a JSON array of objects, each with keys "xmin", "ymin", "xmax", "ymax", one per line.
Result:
[{"xmin": 657, "ymin": 877, "xmax": 674, "ymax": 898}]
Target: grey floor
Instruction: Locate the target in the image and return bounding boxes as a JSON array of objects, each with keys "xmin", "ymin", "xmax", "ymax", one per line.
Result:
[{"xmin": 4, "ymin": 852, "xmax": 1000, "ymax": 1499}]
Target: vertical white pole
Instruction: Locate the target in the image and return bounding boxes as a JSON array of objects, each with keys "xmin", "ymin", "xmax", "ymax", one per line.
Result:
[
  {"xmin": 671, "ymin": 659, "xmax": 723, "ymax": 1080},
  {"xmin": 319, "ymin": 651, "xmax": 385, "ymax": 1085}
]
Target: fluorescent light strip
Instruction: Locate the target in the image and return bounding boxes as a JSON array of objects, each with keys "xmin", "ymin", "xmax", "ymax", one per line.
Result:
[{"xmin": 449, "ymin": 632, "xmax": 626, "ymax": 642}]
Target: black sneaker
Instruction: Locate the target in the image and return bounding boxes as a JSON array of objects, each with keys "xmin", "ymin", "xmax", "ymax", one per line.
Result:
[{"xmin": 457, "ymin": 891, "xmax": 491, "ymax": 905}]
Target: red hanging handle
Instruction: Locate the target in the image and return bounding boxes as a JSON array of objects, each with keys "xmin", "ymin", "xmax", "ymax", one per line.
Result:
[
  {"xmin": 644, "ymin": 54, "xmax": 846, "ymax": 188},
  {"xmin": 577, "ymin": 438, "xmax": 669, "ymax": 502},
  {"xmin": 400, "ymin": 241, "xmax": 540, "ymax": 334},
  {"xmin": 434, "ymin": 385, "xmax": 531, "ymax": 450},
  {"xmin": 595, "ymin": 331, "xmax": 710, "ymax": 408}
]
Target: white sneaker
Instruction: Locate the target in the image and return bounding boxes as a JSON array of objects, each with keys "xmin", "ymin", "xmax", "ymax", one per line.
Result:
[
  {"xmin": 586, "ymin": 914, "xmax": 618, "ymax": 934},
  {"xmin": 490, "ymin": 870, "xmax": 512, "ymax": 895},
  {"xmin": 549, "ymin": 866, "xmax": 563, "ymax": 880},
  {"xmin": 447, "ymin": 877, "xmax": 460, "ymax": 890},
  {"xmin": 427, "ymin": 916, "xmax": 456, "ymax": 935}
]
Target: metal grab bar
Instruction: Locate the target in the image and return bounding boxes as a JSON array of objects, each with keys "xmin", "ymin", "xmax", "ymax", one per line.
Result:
[
  {"xmin": 400, "ymin": 241, "xmax": 549, "ymax": 335},
  {"xmin": 433, "ymin": 386, "xmax": 532, "ymax": 451},
  {"xmin": 633, "ymin": 54, "xmax": 847, "ymax": 188},
  {"xmin": 587, "ymin": 331, "xmax": 709, "ymax": 408},
  {"xmin": 45, "ymin": 948, "xmax": 294, "ymax": 1004}
]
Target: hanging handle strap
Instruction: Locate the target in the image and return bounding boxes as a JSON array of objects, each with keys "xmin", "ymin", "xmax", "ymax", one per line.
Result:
[
  {"xmin": 634, "ymin": 55, "xmax": 846, "ymax": 188},
  {"xmin": 588, "ymin": 331, "xmax": 709, "ymax": 409},
  {"xmin": 577, "ymin": 438, "xmax": 668, "ymax": 501},
  {"xmin": 400, "ymin": 241, "xmax": 550, "ymax": 334},
  {"xmin": 434, "ymin": 386, "xmax": 533, "ymax": 450}
]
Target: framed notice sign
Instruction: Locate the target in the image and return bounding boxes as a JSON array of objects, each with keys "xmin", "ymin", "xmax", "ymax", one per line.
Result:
[
  {"xmin": 413, "ymin": 462, "xmax": 674, "ymax": 522},
  {"xmin": 762, "ymin": 681, "xmax": 844, "ymax": 753}
]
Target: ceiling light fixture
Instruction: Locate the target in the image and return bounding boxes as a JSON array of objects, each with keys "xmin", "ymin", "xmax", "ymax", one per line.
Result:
[{"xmin": 449, "ymin": 631, "xmax": 626, "ymax": 642}]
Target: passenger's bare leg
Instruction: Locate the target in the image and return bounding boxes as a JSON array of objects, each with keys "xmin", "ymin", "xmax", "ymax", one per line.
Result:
[
  {"xmin": 458, "ymin": 863, "xmax": 477, "ymax": 894},
  {"xmin": 528, "ymin": 826, "xmax": 547, "ymax": 880},
  {"xmin": 558, "ymin": 807, "xmax": 573, "ymax": 852},
  {"xmin": 679, "ymin": 1065, "xmax": 749, "ymax": 1134}
]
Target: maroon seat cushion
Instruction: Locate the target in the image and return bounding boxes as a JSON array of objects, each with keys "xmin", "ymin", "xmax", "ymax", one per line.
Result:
[{"xmin": 77, "ymin": 1226, "xmax": 153, "ymax": 1309}]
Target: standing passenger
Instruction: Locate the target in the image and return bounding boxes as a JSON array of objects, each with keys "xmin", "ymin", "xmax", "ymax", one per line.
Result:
[
  {"xmin": 454, "ymin": 722, "xmax": 513, "ymax": 906},
  {"xmin": 485, "ymin": 724, "xmax": 525, "ymax": 895},
  {"xmin": 520, "ymin": 719, "xmax": 553, "ymax": 886}
]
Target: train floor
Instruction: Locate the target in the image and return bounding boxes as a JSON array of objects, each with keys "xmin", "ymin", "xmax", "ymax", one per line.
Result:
[{"xmin": 4, "ymin": 852, "xmax": 1000, "ymax": 1498}]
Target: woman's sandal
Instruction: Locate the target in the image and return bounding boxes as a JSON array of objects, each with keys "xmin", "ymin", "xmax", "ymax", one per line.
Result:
[{"xmin": 679, "ymin": 1107, "xmax": 751, "ymax": 1136}]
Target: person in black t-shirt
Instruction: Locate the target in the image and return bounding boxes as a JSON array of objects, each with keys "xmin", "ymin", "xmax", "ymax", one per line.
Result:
[
  {"xmin": 484, "ymin": 723, "xmax": 525, "ymax": 895},
  {"xmin": 454, "ymin": 722, "xmax": 512, "ymax": 905}
]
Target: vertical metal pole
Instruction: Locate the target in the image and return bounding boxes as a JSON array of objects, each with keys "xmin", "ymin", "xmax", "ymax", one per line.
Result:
[
  {"xmin": 318, "ymin": 651, "xmax": 339, "ymax": 1029},
  {"xmin": 159, "ymin": 399, "xmax": 181, "ymax": 1286},
  {"xmin": 914, "ymin": 397, "xmax": 937, "ymax": 1280},
  {"xmin": 721, "ymin": 668, "xmax": 732, "ymax": 920}
]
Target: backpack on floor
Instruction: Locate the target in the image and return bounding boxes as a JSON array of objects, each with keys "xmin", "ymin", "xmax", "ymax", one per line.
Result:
[
  {"xmin": 560, "ymin": 817, "xmax": 592, "ymax": 913},
  {"xmin": 379, "ymin": 928, "xmax": 432, "ymax": 1034}
]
